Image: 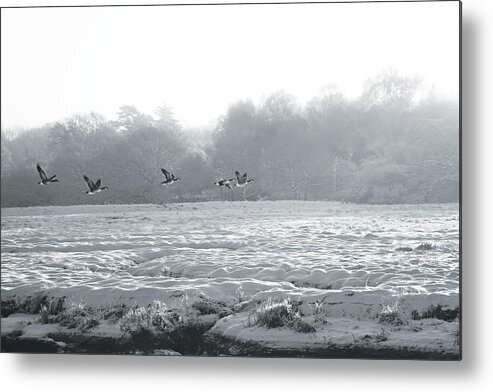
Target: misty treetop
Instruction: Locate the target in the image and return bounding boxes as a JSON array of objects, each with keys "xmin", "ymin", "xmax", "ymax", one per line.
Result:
[{"xmin": 1, "ymin": 71, "xmax": 459, "ymax": 207}]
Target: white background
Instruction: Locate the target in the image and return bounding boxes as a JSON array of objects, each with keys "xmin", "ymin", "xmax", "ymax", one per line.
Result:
[
  {"xmin": 0, "ymin": 0, "xmax": 491, "ymax": 391},
  {"xmin": 1, "ymin": 0, "xmax": 458, "ymax": 130}
]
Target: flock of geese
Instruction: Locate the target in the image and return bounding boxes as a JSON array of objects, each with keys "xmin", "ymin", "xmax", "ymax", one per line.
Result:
[{"xmin": 36, "ymin": 164, "xmax": 254, "ymax": 195}]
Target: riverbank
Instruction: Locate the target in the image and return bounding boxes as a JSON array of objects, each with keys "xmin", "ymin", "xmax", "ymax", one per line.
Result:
[{"xmin": 1, "ymin": 291, "xmax": 460, "ymax": 359}]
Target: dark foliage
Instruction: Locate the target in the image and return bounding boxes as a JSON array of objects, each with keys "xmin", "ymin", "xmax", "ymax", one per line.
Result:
[
  {"xmin": 1, "ymin": 72, "xmax": 458, "ymax": 206},
  {"xmin": 411, "ymin": 305, "xmax": 460, "ymax": 322}
]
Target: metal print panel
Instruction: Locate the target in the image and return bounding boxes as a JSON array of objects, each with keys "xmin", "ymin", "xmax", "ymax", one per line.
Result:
[{"xmin": 0, "ymin": 1, "xmax": 461, "ymax": 359}]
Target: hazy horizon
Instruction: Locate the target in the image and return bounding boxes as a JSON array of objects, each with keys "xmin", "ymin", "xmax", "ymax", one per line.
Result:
[
  {"xmin": 0, "ymin": 77, "xmax": 459, "ymax": 137},
  {"xmin": 1, "ymin": 2, "xmax": 459, "ymax": 131}
]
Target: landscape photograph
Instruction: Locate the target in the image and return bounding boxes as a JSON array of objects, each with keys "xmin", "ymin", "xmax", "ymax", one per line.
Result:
[{"xmin": 1, "ymin": 1, "xmax": 460, "ymax": 359}]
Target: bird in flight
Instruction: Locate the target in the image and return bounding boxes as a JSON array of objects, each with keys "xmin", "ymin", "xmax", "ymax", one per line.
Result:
[
  {"xmin": 234, "ymin": 171, "xmax": 254, "ymax": 187},
  {"xmin": 214, "ymin": 178, "xmax": 236, "ymax": 190},
  {"xmin": 161, "ymin": 168, "xmax": 180, "ymax": 185},
  {"xmin": 83, "ymin": 175, "xmax": 108, "ymax": 195},
  {"xmin": 36, "ymin": 164, "xmax": 58, "ymax": 185}
]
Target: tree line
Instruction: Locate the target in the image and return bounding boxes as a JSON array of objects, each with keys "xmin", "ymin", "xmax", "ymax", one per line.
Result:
[{"xmin": 1, "ymin": 70, "xmax": 459, "ymax": 207}]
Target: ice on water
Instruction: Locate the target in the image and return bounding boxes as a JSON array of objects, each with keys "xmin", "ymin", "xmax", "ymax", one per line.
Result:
[{"xmin": 1, "ymin": 201, "xmax": 459, "ymax": 306}]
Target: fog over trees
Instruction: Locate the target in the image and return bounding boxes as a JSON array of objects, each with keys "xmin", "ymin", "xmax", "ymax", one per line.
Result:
[{"xmin": 1, "ymin": 71, "xmax": 459, "ymax": 207}]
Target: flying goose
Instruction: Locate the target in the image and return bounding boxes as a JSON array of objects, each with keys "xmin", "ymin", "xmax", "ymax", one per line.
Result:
[
  {"xmin": 161, "ymin": 168, "xmax": 180, "ymax": 185},
  {"xmin": 234, "ymin": 171, "xmax": 254, "ymax": 187},
  {"xmin": 83, "ymin": 175, "xmax": 108, "ymax": 195},
  {"xmin": 36, "ymin": 164, "xmax": 58, "ymax": 185},
  {"xmin": 214, "ymin": 178, "xmax": 235, "ymax": 190}
]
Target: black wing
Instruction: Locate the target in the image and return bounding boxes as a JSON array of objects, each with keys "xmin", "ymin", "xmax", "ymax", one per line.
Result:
[
  {"xmin": 36, "ymin": 164, "xmax": 48, "ymax": 181},
  {"xmin": 225, "ymin": 183, "xmax": 232, "ymax": 190},
  {"xmin": 161, "ymin": 168, "xmax": 172, "ymax": 181},
  {"xmin": 242, "ymin": 172, "xmax": 248, "ymax": 180},
  {"xmin": 83, "ymin": 175, "xmax": 96, "ymax": 190},
  {"xmin": 95, "ymin": 179, "xmax": 102, "ymax": 189},
  {"xmin": 235, "ymin": 171, "xmax": 242, "ymax": 182}
]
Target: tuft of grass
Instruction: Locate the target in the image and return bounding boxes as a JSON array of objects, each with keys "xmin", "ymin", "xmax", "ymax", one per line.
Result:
[
  {"xmin": 236, "ymin": 286, "xmax": 245, "ymax": 303},
  {"xmin": 252, "ymin": 298, "xmax": 314, "ymax": 333},
  {"xmin": 378, "ymin": 302, "xmax": 405, "ymax": 326},
  {"xmin": 37, "ymin": 300, "xmax": 127, "ymax": 332},
  {"xmin": 82, "ymin": 318, "xmax": 99, "ymax": 332},
  {"xmin": 120, "ymin": 301, "xmax": 180, "ymax": 337},
  {"xmin": 100, "ymin": 303, "xmax": 128, "ymax": 323},
  {"xmin": 1, "ymin": 298, "xmax": 19, "ymax": 317},
  {"xmin": 15, "ymin": 294, "xmax": 66, "ymax": 315},
  {"xmin": 378, "ymin": 311, "xmax": 404, "ymax": 326},
  {"xmin": 453, "ymin": 328, "xmax": 460, "ymax": 347},
  {"xmin": 309, "ymin": 298, "xmax": 328, "ymax": 324},
  {"xmin": 51, "ymin": 302, "xmax": 100, "ymax": 332},
  {"xmin": 119, "ymin": 300, "xmax": 195, "ymax": 353},
  {"xmin": 39, "ymin": 305, "xmax": 50, "ymax": 324},
  {"xmin": 119, "ymin": 300, "xmax": 199, "ymax": 344},
  {"xmin": 255, "ymin": 299, "xmax": 292, "ymax": 328},
  {"xmin": 33, "ymin": 296, "xmax": 66, "ymax": 324},
  {"xmin": 192, "ymin": 296, "xmax": 232, "ymax": 318},
  {"xmin": 376, "ymin": 328, "xmax": 389, "ymax": 342},
  {"xmin": 288, "ymin": 317, "xmax": 316, "ymax": 333}
]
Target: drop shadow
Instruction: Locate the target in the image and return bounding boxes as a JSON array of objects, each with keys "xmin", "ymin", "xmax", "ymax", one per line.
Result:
[{"xmin": 459, "ymin": 5, "xmax": 481, "ymax": 375}]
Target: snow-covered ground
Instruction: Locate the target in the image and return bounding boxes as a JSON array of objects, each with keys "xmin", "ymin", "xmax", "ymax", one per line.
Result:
[{"xmin": 1, "ymin": 201, "xmax": 460, "ymax": 357}]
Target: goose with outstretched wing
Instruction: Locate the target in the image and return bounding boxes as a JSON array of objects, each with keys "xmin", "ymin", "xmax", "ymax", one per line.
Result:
[
  {"xmin": 83, "ymin": 175, "xmax": 108, "ymax": 195},
  {"xmin": 36, "ymin": 164, "xmax": 58, "ymax": 185},
  {"xmin": 161, "ymin": 168, "xmax": 180, "ymax": 185},
  {"xmin": 234, "ymin": 171, "xmax": 254, "ymax": 187},
  {"xmin": 214, "ymin": 178, "xmax": 236, "ymax": 190}
]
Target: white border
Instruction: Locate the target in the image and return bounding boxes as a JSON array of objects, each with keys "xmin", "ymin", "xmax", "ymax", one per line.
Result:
[{"xmin": 1, "ymin": 1, "xmax": 492, "ymax": 391}]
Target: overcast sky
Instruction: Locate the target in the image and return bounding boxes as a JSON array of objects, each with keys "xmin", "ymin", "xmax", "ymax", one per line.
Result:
[{"xmin": 1, "ymin": 1, "xmax": 459, "ymax": 130}]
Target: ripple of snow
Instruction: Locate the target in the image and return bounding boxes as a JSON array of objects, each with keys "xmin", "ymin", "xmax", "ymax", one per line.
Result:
[{"xmin": 1, "ymin": 201, "xmax": 459, "ymax": 306}]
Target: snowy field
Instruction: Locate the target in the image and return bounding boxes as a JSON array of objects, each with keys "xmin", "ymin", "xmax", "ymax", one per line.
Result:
[{"xmin": 1, "ymin": 201, "xmax": 460, "ymax": 357}]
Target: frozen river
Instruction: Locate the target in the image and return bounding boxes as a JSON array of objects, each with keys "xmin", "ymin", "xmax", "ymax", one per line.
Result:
[{"xmin": 1, "ymin": 201, "xmax": 459, "ymax": 306}]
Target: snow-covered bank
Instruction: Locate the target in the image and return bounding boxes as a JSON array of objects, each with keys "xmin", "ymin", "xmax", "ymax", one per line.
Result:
[
  {"xmin": 206, "ymin": 314, "xmax": 459, "ymax": 359},
  {"xmin": 1, "ymin": 290, "xmax": 459, "ymax": 358}
]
